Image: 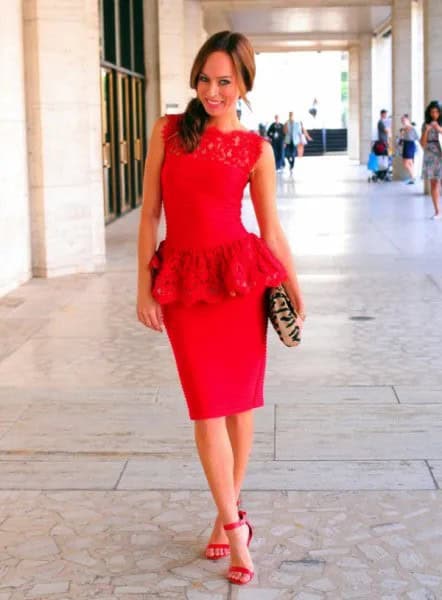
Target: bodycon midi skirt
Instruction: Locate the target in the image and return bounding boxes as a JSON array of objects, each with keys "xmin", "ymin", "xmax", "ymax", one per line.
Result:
[{"xmin": 163, "ymin": 286, "xmax": 268, "ymax": 420}]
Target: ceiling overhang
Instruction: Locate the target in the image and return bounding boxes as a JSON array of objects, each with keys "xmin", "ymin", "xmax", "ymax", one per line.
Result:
[{"xmin": 201, "ymin": 0, "xmax": 392, "ymax": 52}]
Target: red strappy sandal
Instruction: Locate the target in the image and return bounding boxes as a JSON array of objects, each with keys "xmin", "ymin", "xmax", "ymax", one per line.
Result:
[
  {"xmin": 205, "ymin": 497, "xmax": 242, "ymax": 561},
  {"xmin": 223, "ymin": 510, "xmax": 254, "ymax": 585}
]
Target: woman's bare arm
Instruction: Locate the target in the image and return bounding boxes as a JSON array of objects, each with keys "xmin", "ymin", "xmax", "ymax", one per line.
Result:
[
  {"xmin": 420, "ymin": 123, "xmax": 431, "ymax": 147},
  {"xmin": 136, "ymin": 116, "xmax": 168, "ymax": 331},
  {"xmin": 249, "ymin": 141, "xmax": 305, "ymax": 316},
  {"xmin": 302, "ymin": 123, "xmax": 313, "ymax": 142}
]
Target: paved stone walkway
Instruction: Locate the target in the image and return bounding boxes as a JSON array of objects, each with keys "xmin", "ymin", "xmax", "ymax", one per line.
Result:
[{"xmin": 0, "ymin": 157, "xmax": 441, "ymax": 599}]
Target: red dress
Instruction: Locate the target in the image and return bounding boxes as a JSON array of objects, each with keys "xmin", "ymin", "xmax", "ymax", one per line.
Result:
[{"xmin": 149, "ymin": 114, "xmax": 287, "ymax": 420}]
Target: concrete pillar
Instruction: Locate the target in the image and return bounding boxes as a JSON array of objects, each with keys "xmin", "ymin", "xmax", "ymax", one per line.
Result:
[
  {"xmin": 392, "ymin": 0, "xmax": 424, "ymax": 179},
  {"xmin": 412, "ymin": 0, "xmax": 424, "ymax": 126},
  {"xmin": 359, "ymin": 35, "xmax": 373, "ymax": 164},
  {"xmin": 157, "ymin": 0, "xmax": 188, "ymax": 115},
  {"xmin": 0, "ymin": 1, "xmax": 32, "ymax": 296},
  {"xmin": 145, "ymin": 0, "xmax": 207, "ymax": 135},
  {"xmin": 184, "ymin": 0, "xmax": 207, "ymax": 76},
  {"xmin": 423, "ymin": 0, "xmax": 442, "ymax": 103},
  {"xmin": 348, "ymin": 45, "xmax": 360, "ymax": 161},
  {"xmin": 372, "ymin": 32, "xmax": 392, "ymax": 126},
  {"xmin": 23, "ymin": 0, "xmax": 105, "ymax": 279},
  {"xmin": 392, "ymin": 0, "xmax": 413, "ymax": 127},
  {"xmin": 392, "ymin": 0, "xmax": 413, "ymax": 180},
  {"xmin": 145, "ymin": 0, "xmax": 161, "ymax": 136}
]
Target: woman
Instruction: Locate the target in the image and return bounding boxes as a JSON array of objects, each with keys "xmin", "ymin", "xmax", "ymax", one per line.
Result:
[
  {"xmin": 420, "ymin": 100, "xmax": 442, "ymax": 219},
  {"xmin": 284, "ymin": 113, "xmax": 312, "ymax": 170},
  {"xmin": 136, "ymin": 31, "xmax": 305, "ymax": 586},
  {"xmin": 400, "ymin": 114, "xmax": 418, "ymax": 184},
  {"xmin": 267, "ymin": 115, "xmax": 285, "ymax": 171},
  {"xmin": 296, "ymin": 121, "xmax": 313, "ymax": 158}
]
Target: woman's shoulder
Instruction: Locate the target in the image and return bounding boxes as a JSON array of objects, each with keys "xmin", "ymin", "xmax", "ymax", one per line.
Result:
[{"xmin": 157, "ymin": 113, "xmax": 184, "ymax": 141}]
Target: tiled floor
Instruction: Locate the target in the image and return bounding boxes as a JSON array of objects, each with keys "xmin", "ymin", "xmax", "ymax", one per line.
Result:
[{"xmin": 0, "ymin": 156, "xmax": 441, "ymax": 599}]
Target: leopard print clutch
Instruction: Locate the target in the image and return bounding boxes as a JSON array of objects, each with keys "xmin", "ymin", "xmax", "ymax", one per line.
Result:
[{"xmin": 267, "ymin": 285, "xmax": 302, "ymax": 347}]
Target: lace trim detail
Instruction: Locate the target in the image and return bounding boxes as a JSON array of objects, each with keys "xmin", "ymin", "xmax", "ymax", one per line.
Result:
[
  {"xmin": 149, "ymin": 233, "xmax": 287, "ymax": 306},
  {"xmin": 161, "ymin": 113, "xmax": 264, "ymax": 172}
]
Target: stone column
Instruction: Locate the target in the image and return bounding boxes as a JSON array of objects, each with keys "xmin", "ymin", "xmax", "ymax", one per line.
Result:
[
  {"xmin": 23, "ymin": 0, "xmax": 105, "ymax": 278},
  {"xmin": 412, "ymin": 0, "xmax": 424, "ymax": 126},
  {"xmin": 0, "ymin": 0, "xmax": 31, "ymax": 295},
  {"xmin": 144, "ymin": 0, "xmax": 208, "ymax": 135},
  {"xmin": 157, "ymin": 0, "xmax": 188, "ymax": 115},
  {"xmin": 392, "ymin": 0, "xmax": 413, "ymax": 123},
  {"xmin": 184, "ymin": 0, "xmax": 207, "ymax": 77},
  {"xmin": 423, "ymin": 0, "xmax": 442, "ymax": 103},
  {"xmin": 144, "ymin": 0, "xmax": 161, "ymax": 136},
  {"xmin": 371, "ymin": 32, "xmax": 392, "ymax": 124},
  {"xmin": 392, "ymin": 0, "xmax": 424, "ymax": 179},
  {"xmin": 392, "ymin": 0, "xmax": 413, "ymax": 179},
  {"xmin": 348, "ymin": 45, "xmax": 360, "ymax": 161},
  {"xmin": 359, "ymin": 35, "xmax": 373, "ymax": 165}
]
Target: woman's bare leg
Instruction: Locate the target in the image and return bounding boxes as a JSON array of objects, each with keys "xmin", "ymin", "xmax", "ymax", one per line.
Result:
[
  {"xmin": 204, "ymin": 410, "xmax": 254, "ymax": 558},
  {"xmin": 297, "ymin": 143, "xmax": 304, "ymax": 158},
  {"xmin": 195, "ymin": 416, "xmax": 254, "ymax": 582},
  {"xmin": 226, "ymin": 410, "xmax": 254, "ymax": 495},
  {"xmin": 430, "ymin": 179, "xmax": 441, "ymax": 215},
  {"xmin": 403, "ymin": 158, "xmax": 414, "ymax": 179}
]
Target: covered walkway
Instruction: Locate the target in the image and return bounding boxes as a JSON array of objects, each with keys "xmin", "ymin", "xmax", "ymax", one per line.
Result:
[{"xmin": 0, "ymin": 157, "xmax": 441, "ymax": 597}]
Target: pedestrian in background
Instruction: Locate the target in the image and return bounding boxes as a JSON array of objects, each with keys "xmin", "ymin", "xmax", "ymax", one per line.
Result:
[
  {"xmin": 267, "ymin": 115, "xmax": 285, "ymax": 171},
  {"xmin": 296, "ymin": 121, "xmax": 313, "ymax": 158},
  {"xmin": 377, "ymin": 109, "xmax": 390, "ymax": 145},
  {"xmin": 283, "ymin": 112, "xmax": 297, "ymax": 174},
  {"xmin": 400, "ymin": 114, "xmax": 418, "ymax": 184},
  {"xmin": 420, "ymin": 100, "xmax": 442, "ymax": 219}
]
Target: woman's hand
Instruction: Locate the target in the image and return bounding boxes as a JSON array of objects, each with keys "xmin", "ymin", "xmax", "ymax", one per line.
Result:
[
  {"xmin": 137, "ymin": 291, "xmax": 164, "ymax": 332},
  {"xmin": 297, "ymin": 306, "xmax": 307, "ymax": 322}
]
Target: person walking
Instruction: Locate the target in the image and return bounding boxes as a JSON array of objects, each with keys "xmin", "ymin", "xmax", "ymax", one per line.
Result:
[
  {"xmin": 420, "ymin": 100, "xmax": 442, "ymax": 219},
  {"xmin": 267, "ymin": 115, "xmax": 285, "ymax": 170},
  {"xmin": 296, "ymin": 121, "xmax": 313, "ymax": 159},
  {"xmin": 283, "ymin": 112, "xmax": 298, "ymax": 174},
  {"xmin": 400, "ymin": 114, "xmax": 418, "ymax": 184},
  {"xmin": 284, "ymin": 113, "xmax": 312, "ymax": 172},
  {"xmin": 377, "ymin": 109, "xmax": 391, "ymax": 145},
  {"xmin": 136, "ymin": 31, "xmax": 305, "ymax": 586}
]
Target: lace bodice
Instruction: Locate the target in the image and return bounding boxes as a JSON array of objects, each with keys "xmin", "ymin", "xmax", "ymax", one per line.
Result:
[
  {"xmin": 149, "ymin": 113, "xmax": 287, "ymax": 305},
  {"xmin": 162, "ymin": 114, "xmax": 263, "ymax": 170}
]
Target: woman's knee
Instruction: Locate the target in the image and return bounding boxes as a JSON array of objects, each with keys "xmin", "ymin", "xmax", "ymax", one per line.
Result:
[
  {"xmin": 194, "ymin": 416, "xmax": 226, "ymax": 434},
  {"xmin": 226, "ymin": 410, "xmax": 253, "ymax": 425}
]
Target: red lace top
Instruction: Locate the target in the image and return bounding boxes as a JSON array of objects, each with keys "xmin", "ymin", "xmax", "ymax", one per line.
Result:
[{"xmin": 149, "ymin": 113, "xmax": 287, "ymax": 306}]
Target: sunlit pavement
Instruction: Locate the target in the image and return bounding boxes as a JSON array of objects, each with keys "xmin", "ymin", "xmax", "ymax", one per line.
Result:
[{"xmin": 0, "ymin": 155, "xmax": 441, "ymax": 598}]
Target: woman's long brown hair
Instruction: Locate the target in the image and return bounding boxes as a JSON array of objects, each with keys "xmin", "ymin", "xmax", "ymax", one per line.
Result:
[{"xmin": 178, "ymin": 31, "xmax": 256, "ymax": 152}]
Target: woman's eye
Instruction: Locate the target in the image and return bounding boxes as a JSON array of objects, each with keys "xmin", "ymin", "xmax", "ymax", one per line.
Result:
[
  {"xmin": 220, "ymin": 80, "xmax": 231, "ymax": 86},
  {"xmin": 198, "ymin": 75, "xmax": 208, "ymax": 82}
]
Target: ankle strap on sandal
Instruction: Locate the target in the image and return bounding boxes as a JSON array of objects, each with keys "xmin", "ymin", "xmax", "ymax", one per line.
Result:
[{"xmin": 223, "ymin": 513, "xmax": 246, "ymax": 531}]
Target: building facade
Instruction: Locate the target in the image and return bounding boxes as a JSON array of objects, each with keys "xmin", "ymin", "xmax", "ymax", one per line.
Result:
[{"xmin": 1, "ymin": 0, "xmax": 441, "ymax": 296}]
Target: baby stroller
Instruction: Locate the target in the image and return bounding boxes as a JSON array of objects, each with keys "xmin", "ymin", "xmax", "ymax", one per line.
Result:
[{"xmin": 367, "ymin": 140, "xmax": 392, "ymax": 182}]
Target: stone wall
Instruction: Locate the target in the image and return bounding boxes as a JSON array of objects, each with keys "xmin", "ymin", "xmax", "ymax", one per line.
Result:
[{"xmin": 0, "ymin": 1, "xmax": 32, "ymax": 296}]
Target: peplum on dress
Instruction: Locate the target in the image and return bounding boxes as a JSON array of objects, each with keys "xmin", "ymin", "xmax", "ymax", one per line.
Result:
[{"xmin": 149, "ymin": 113, "xmax": 287, "ymax": 420}]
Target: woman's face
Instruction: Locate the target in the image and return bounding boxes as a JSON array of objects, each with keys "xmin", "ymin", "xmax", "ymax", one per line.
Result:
[
  {"xmin": 430, "ymin": 107, "xmax": 440, "ymax": 122},
  {"xmin": 197, "ymin": 51, "xmax": 240, "ymax": 117}
]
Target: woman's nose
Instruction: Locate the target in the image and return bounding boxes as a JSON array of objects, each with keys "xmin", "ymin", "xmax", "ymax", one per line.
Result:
[{"xmin": 208, "ymin": 82, "xmax": 219, "ymax": 97}]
